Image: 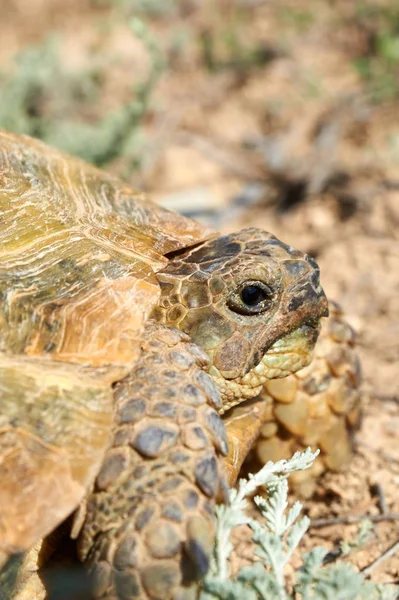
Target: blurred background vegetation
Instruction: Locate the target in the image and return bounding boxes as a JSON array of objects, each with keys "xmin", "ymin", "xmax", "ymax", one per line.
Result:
[{"xmin": 2, "ymin": 0, "xmax": 399, "ymax": 194}]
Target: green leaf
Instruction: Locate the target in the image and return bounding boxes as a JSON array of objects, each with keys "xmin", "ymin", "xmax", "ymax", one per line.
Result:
[{"xmin": 202, "ymin": 449, "xmax": 396, "ymax": 600}]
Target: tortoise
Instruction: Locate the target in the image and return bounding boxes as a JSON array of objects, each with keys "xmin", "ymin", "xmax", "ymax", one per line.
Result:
[
  {"xmin": 0, "ymin": 130, "xmax": 358, "ymax": 600},
  {"xmin": 223, "ymin": 301, "xmax": 361, "ymax": 497}
]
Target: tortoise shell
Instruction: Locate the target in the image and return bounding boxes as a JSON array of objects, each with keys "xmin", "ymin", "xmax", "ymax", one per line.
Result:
[{"xmin": 0, "ymin": 130, "xmax": 214, "ymax": 556}]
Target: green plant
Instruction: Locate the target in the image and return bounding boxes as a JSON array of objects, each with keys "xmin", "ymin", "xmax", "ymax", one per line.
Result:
[
  {"xmin": 340, "ymin": 520, "xmax": 373, "ymax": 557},
  {"xmin": 198, "ymin": 5, "xmax": 277, "ymax": 76},
  {"xmin": 201, "ymin": 449, "xmax": 398, "ymax": 600},
  {"xmin": 277, "ymin": 7, "xmax": 315, "ymax": 32},
  {"xmin": 92, "ymin": 0, "xmax": 177, "ymax": 17},
  {"xmin": 351, "ymin": 1, "xmax": 399, "ymax": 103},
  {"xmin": 0, "ymin": 36, "xmax": 100, "ymax": 138},
  {"xmin": 43, "ymin": 18, "xmax": 164, "ymax": 168},
  {"xmin": 0, "ymin": 18, "xmax": 164, "ymax": 170}
]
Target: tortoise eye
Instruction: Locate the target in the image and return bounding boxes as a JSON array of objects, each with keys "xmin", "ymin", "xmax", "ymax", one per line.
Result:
[
  {"xmin": 228, "ymin": 281, "xmax": 274, "ymax": 315},
  {"xmin": 240, "ymin": 285, "xmax": 266, "ymax": 306}
]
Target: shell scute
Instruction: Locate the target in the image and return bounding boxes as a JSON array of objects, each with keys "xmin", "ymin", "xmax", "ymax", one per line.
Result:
[
  {"xmin": 0, "ymin": 355, "xmax": 113, "ymax": 555},
  {"xmin": 0, "ymin": 130, "xmax": 213, "ymax": 557},
  {"xmin": 0, "ymin": 130, "xmax": 212, "ymax": 367}
]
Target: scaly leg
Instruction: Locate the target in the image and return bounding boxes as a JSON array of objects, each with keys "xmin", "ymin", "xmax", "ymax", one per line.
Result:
[{"xmin": 77, "ymin": 322, "xmax": 229, "ymax": 600}]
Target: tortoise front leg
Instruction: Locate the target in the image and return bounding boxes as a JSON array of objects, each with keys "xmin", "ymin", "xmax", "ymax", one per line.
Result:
[
  {"xmin": 223, "ymin": 397, "xmax": 272, "ymax": 486},
  {"xmin": 77, "ymin": 322, "xmax": 229, "ymax": 600}
]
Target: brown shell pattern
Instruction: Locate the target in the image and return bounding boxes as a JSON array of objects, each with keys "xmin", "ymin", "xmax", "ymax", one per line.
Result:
[
  {"xmin": 0, "ymin": 130, "xmax": 213, "ymax": 368},
  {"xmin": 0, "ymin": 130, "xmax": 213, "ymax": 556}
]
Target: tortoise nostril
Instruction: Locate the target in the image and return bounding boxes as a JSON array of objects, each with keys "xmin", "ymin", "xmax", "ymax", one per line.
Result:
[{"xmin": 303, "ymin": 317, "xmax": 321, "ymax": 329}]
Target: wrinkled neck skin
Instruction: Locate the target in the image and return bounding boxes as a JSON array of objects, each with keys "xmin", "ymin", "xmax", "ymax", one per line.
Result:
[{"xmin": 151, "ymin": 228, "xmax": 328, "ymax": 413}]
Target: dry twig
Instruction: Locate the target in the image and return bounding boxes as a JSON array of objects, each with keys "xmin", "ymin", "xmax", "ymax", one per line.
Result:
[
  {"xmin": 310, "ymin": 513, "xmax": 399, "ymax": 528},
  {"xmin": 361, "ymin": 537, "xmax": 399, "ymax": 577}
]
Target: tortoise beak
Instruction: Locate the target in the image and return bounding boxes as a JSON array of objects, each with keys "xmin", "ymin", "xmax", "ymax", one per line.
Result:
[{"xmin": 255, "ymin": 272, "xmax": 329, "ymax": 360}]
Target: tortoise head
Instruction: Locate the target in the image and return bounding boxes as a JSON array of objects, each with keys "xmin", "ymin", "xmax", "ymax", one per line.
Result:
[{"xmin": 153, "ymin": 228, "xmax": 328, "ymax": 413}]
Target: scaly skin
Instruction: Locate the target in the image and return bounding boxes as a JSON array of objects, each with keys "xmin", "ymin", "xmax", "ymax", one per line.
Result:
[
  {"xmin": 77, "ymin": 230, "xmax": 328, "ymax": 600},
  {"xmin": 154, "ymin": 229, "xmax": 327, "ymax": 409},
  {"xmin": 0, "ymin": 131, "xmax": 353, "ymax": 600},
  {"xmin": 255, "ymin": 302, "xmax": 362, "ymax": 496},
  {"xmin": 78, "ymin": 324, "xmax": 226, "ymax": 600},
  {"xmin": 0, "ymin": 131, "xmax": 328, "ymax": 600},
  {"xmin": 223, "ymin": 302, "xmax": 362, "ymax": 497},
  {"xmin": 5, "ymin": 302, "xmax": 363, "ymax": 600}
]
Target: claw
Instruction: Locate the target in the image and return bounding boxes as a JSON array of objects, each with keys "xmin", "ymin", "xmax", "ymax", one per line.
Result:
[{"xmin": 185, "ymin": 516, "xmax": 214, "ymax": 578}]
